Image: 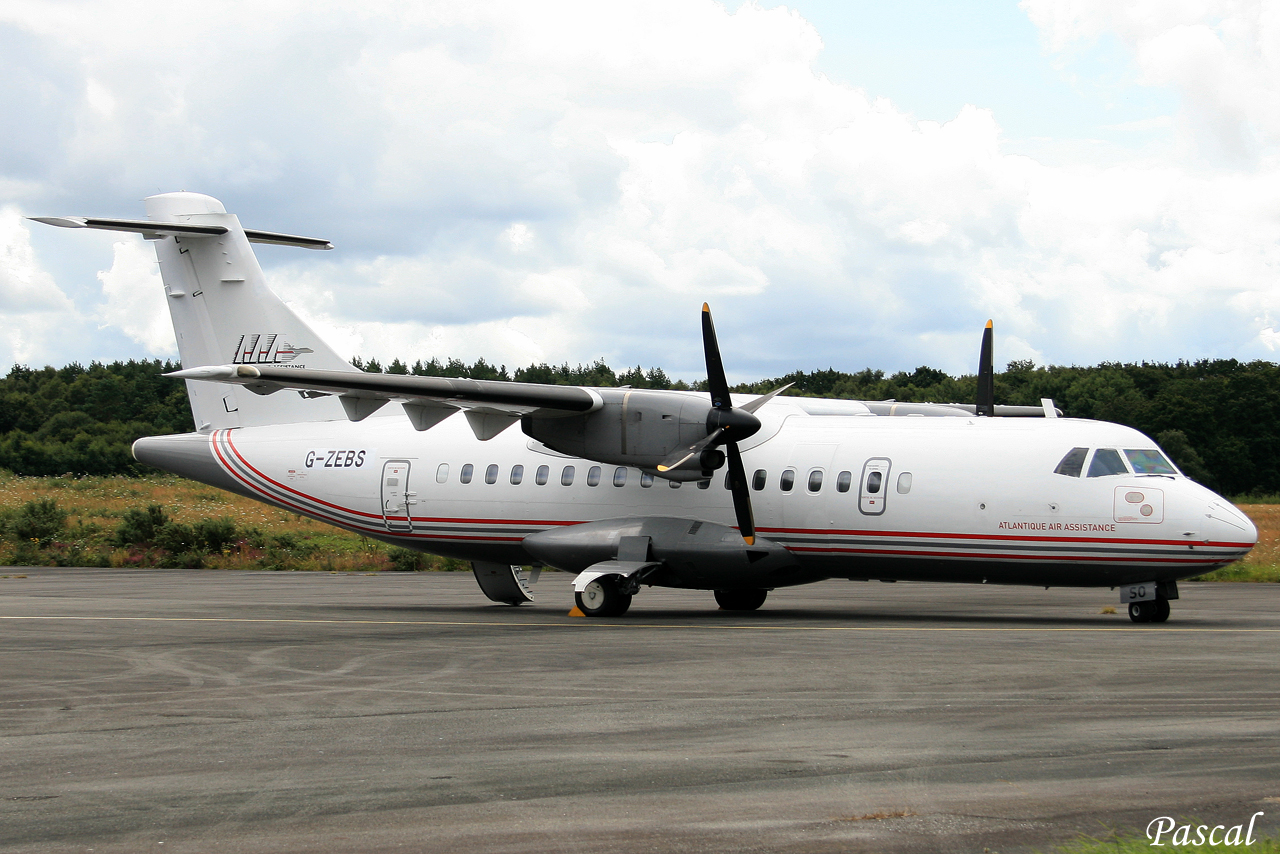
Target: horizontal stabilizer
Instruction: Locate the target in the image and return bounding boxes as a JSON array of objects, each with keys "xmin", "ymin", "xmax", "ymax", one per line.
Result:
[{"xmin": 27, "ymin": 216, "xmax": 332, "ymax": 250}]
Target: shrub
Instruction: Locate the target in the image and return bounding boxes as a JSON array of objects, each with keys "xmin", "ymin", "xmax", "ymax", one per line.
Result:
[
  {"xmin": 154, "ymin": 521, "xmax": 198, "ymax": 555},
  {"xmin": 7, "ymin": 498, "xmax": 68, "ymax": 545},
  {"xmin": 114, "ymin": 505, "xmax": 169, "ymax": 546},
  {"xmin": 193, "ymin": 517, "xmax": 237, "ymax": 553},
  {"xmin": 388, "ymin": 547, "xmax": 427, "ymax": 571}
]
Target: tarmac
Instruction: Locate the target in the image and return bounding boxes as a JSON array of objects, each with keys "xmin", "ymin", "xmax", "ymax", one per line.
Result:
[{"xmin": 0, "ymin": 568, "xmax": 1277, "ymax": 853}]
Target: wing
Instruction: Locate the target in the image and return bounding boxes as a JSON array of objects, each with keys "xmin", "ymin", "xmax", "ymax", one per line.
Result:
[{"xmin": 166, "ymin": 364, "xmax": 602, "ymax": 439}]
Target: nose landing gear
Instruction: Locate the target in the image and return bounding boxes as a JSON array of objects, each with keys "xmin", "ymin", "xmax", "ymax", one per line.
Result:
[
  {"xmin": 1121, "ymin": 581, "xmax": 1176, "ymax": 624},
  {"xmin": 1127, "ymin": 599, "xmax": 1171, "ymax": 623}
]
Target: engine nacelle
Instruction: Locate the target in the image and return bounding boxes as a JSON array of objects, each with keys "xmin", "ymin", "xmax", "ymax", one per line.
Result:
[
  {"xmin": 522, "ymin": 516, "xmax": 802, "ymax": 588},
  {"xmin": 521, "ymin": 389, "xmax": 716, "ymax": 480}
]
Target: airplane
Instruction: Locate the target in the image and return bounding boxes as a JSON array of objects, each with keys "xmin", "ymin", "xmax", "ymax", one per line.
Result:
[{"xmin": 32, "ymin": 192, "xmax": 1257, "ymax": 624}]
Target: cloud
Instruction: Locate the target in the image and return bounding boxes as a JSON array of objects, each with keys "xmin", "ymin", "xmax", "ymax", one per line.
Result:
[
  {"xmin": 95, "ymin": 236, "xmax": 171, "ymax": 355},
  {"xmin": 0, "ymin": 206, "xmax": 79, "ymax": 364},
  {"xmin": 1020, "ymin": 0, "xmax": 1280, "ymax": 162},
  {"xmin": 0, "ymin": 0, "xmax": 1277, "ymax": 382}
]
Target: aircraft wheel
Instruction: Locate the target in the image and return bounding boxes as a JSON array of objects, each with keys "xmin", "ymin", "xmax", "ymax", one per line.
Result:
[
  {"xmin": 1152, "ymin": 599, "xmax": 1171, "ymax": 623},
  {"xmin": 1128, "ymin": 601, "xmax": 1155, "ymax": 623},
  {"xmin": 714, "ymin": 588, "xmax": 769, "ymax": 611},
  {"xmin": 575, "ymin": 576, "xmax": 632, "ymax": 617}
]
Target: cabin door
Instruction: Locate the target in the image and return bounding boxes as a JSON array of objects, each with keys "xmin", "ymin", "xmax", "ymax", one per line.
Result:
[
  {"xmin": 858, "ymin": 457, "xmax": 892, "ymax": 516},
  {"xmin": 381, "ymin": 460, "xmax": 414, "ymax": 532}
]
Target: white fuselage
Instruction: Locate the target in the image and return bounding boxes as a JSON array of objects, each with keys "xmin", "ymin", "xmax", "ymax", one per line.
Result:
[{"xmin": 179, "ymin": 395, "xmax": 1256, "ymax": 589}]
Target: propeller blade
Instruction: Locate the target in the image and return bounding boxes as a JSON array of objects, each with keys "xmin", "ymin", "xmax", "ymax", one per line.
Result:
[
  {"xmin": 738, "ymin": 382, "xmax": 794, "ymax": 415},
  {"xmin": 725, "ymin": 443, "xmax": 756, "ymax": 545},
  {"xmin": 702, "ymin": 303, "xmax": 732, "ymax": 410},
  {"xmin": 696, "ymin": 303, "xmax": 757, "ymax": 544},
  {"xmin": 976, "ymin": 319, "xmax": 994, "ymax": 417},
  {"xmin": 656, "ymin": 428, "xmax": 724, "ymax": 473}
]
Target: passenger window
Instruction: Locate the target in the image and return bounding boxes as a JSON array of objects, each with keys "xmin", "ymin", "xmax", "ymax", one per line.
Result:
[
  {"xmin": 752, "ymin": 469, "xmax": 766, "ymax": 491},
  {"xmin": 587, "ymin": 466, "xmax": 602, "ymax": 487},
  {"xmin": 669, "ymin": 479, "xmax": 681, "ymax": 488},
  {"xmin": 1054, "ymin": 447, "xmax": 1088, "ymax": 478},
  {"xmin": 561, "ymin": 465, "xmax": 575, "ymax": 486},
  {"xmin": 460, "ymin": 464, "xmax": 474, "ymax": 484},
  {"xmin": 896, "ymin": 472, "xmax": 912, "ymax": 494},
  {"xmin": 613, "ymin": 467, "xmax": 627, "ymax": 487},
  {"xmin": 1087, "ymin": 448, "xmax": 1129, "ymax": 478},
  {"xmin": 866, "ymin": 471, "xmax": 882, "ymax": 494},
  {"xmin": 435, "ymin": 463, "xmax": 449, "ymax": 483},
  {"xmin": 1124, "ymin": 449, "xmax": 1177, "ymax": 475},
  {"xmin": 510, "ymin": 465, "xmax": 524, "ymax": 485},
  {"xmin": 836, "ymin": 471, "xmax": 852, "ymax": 493},
  {"xmin": 536, "ymin": 465, "xmax": 549, "ymax": 486},
  {"xmin": 780, "ymin": 469, "xmax": 795, "ymax": 492},
  {"xmin": 485, "ymin": 464, "xmax": 499, "ymax": 484},
  {"xmin": 640, "ymin": 472, "xmax": 654, "ymax": 488},
  {"xmin": 807, "ymin": 470, "xmax": 823, "ymax": 493},
  {"xmin": 697, "ymin": 479, "xmax": 711, "ymax": 489}
]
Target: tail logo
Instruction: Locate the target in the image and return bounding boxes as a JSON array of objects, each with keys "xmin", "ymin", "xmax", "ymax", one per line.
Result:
[{"xmin": 232, "ymin": 334, "xmax": 315, "ymax": 365}]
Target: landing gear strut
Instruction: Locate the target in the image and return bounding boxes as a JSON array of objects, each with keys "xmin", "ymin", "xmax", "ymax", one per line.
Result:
[
  {"xmin": 575, "ymin": 575, "xmax": 632, "ymax": 617},
  {"xmin": 1128, "ymin": 599, "xmax": 1171, "ymax": 624}
]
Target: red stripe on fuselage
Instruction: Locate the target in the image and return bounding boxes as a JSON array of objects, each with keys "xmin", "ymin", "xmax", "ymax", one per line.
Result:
[
  {"xmin": 209, "ymin": 430, "xmax": 1248, "ymax": 563},
  {"xmin": 758, "ymin": 526, "xmax": 1251, "ymax": 550}
]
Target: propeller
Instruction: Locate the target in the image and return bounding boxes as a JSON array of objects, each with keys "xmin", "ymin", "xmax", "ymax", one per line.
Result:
[
  {"xmin": 975, "ymin": 319, "xmax": 994, "ymax": 417},
  {"xmin": 657, "ymin": 304, "xmax": 790, "ymax": 545}
]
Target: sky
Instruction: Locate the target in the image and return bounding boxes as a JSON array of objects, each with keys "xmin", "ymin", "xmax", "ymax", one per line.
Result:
[{"xmin": 1, "ymin": 0, "xmax": 1278, "ymax": 382}]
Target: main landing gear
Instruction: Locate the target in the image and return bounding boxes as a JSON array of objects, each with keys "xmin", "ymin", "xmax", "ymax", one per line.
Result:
[
  {"xmin": 714, "ymin": 588, "xmax": 769, "ymax": 611},
  {"xmin": 575, "ymin": 575, "xmax": 633, "ymax": 617},
  {"xmin": 1128, "ymin": 599, "xmax": 1171, "ymax": 624}
]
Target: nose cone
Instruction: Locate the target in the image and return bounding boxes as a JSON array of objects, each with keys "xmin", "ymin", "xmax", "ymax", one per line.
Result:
[{"xmin": 1205, "ymin": 499, "xmax": 1257, "ymax": 552}]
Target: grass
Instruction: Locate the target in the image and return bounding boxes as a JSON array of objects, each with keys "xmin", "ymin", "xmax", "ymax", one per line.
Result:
[
  {"xmin": 0, "ymin": 471, "xmax": 468, "ymax": 571},
  {"xmin": 1, "ymin": 471, "xmax": 1278, "ymax": 578}
]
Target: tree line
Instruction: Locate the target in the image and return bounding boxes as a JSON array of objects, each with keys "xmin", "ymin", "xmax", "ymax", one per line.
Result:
[{"xmin": 3, "ymin": 356, "xmax": 1278, "ymax": 496}]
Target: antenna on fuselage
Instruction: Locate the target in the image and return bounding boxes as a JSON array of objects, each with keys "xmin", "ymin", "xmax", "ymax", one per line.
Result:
[{"xmin": 975, "ymin": 320, "xmax": 995, "ymax": 417}]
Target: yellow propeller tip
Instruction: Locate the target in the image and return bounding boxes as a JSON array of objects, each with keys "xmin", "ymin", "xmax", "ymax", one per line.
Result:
[
  {"xmin": 743, "ymin": 536, "xmax": 755, "ymax": 545},
  {"xmin": 985, "ymin": 319, "xmax": 993, "ymax": 328},
  {"xmin": 702, "ymin": 302, "xmax": 710, "ymax": 312},
  {"xmin": 656, "ymin": 465, "xmax": 669, "ymax": 472}
]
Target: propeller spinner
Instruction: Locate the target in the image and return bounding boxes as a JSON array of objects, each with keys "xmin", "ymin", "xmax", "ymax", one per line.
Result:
[{"xmin": 657, "ymin": 304, "xmax": 789, "ymax": 545}]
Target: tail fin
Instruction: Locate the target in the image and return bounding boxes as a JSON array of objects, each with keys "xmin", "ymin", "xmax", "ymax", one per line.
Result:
[{"xmin": 41, "ymin": 192, "xmax": 354, "ymax": 430}]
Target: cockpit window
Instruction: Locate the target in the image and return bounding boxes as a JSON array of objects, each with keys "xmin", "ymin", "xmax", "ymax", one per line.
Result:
[
  {"xmin": 1124, "ymin": 449, "xmax": 1177, "ymax": 475},
  {"xmin": 1087, "ymin": 448, "xmax": 1129, "ymax": 477},
  {"xmin": 1054, "ymin": 447, "xmax": 1088, "ymax": 478}
]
